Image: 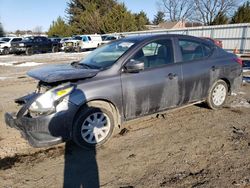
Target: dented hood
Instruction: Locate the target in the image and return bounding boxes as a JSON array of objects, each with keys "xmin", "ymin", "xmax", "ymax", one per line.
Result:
[{"xmin": 27, "ymin": 63, "xmax": 99, "ymax": 83}]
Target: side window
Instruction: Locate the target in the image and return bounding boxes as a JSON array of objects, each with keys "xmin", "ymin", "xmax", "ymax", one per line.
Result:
[
  {"xmin": 82, "ymin": 36, "xmax": 88, "ymax": 42},
  {"xmin": 131, "ymin": 39, "xmax": 174, "ymax": 69},
  {"xmin": 178, "ymin": 39, "xmax": 212, "ymax": 62},
  {"xmin": 12, "ymin": 38, "xmax": 22, "ymax": 42},
  {"xmin": 88, "ymin": 36, "xmax": 92, "ymax": 41}
]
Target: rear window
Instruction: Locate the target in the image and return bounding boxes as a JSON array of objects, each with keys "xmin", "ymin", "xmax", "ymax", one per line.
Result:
[{"xmin": 179, "ymin": 39, "xmax": 212, "ymax": 62}]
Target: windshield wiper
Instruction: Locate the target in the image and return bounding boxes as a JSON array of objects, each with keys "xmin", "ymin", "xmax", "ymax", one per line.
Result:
[{"xmin": 71, "ymin": 61, "xmax": 99, "ymax": 69}]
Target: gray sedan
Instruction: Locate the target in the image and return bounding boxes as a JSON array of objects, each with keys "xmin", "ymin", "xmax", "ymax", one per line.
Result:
[{"xmin": 5, "ymin": 34, "xmax": 242, "ymax": 149}]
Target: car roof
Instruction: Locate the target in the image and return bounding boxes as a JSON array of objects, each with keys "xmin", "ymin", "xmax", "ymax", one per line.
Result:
[{"xmin": 122, "ymin": 34, "xmax": 213, "ymax": 46}]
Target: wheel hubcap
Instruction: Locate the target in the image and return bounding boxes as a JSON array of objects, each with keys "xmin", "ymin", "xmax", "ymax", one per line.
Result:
[
  {"xmin": 81, "ymin": 112, "xmax": 111, "ymax": 144},
  {"xmin": 212, "ymin": 84, "xmax": 227, "ymax": 106}
]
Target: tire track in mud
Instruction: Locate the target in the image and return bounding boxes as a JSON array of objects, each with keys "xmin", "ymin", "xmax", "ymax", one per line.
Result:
[{"xmin": 0, "ymin": 145, "xmax": 65, "ymax": 170}]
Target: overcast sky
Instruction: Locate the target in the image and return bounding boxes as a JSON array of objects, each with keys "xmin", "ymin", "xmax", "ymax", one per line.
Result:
[{"xmin": 0, "ymin": 0, "xmax": 157, "ymax": 32}]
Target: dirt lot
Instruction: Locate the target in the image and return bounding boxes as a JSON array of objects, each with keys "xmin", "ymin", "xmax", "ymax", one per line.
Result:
[{"xmin": 0, "ymin": 53, "xmax": 250, "ymax": 188}]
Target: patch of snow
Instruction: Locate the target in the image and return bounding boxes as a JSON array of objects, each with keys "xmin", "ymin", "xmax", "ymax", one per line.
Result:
[
  {"xmin": 15, "ymin": 62, "xmax": 44, "ymax": 67},
  {"xmin": 0, "ymin": 61, "xmax": 43, "ymax": 67},
  {"xmin": 230, "ymin": 97, "xmax": 250, "ymax": 108},
  {"xmin": 237, "ymin": 91, "xmax": 246, "ymax": 95},
  {"xmin": 243, "ymin": 69, "xmax": 250, "ymax": 73},
  {"xmin": 0, "ymin": 76, "xmax": 13, "ymax": 80},
  {"xmin": 0, "ymin": 61, "xmax": 18, "ymax": 66}
]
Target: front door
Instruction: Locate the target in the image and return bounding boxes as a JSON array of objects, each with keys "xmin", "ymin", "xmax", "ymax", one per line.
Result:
[{"xmin": 121, "ymin": 39, "xmax": 183, "ymax": 120}]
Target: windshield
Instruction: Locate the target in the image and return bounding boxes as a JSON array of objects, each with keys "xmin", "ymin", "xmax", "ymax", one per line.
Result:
[
  {"xmin": 79, "ymin": 40, "xmax": 135, "ymax": 69},
  {"xmin": 22, "ymin": 37, "xmax": 33, "ymax": 42},
  {"xmin": 0, "ymin": 38, "xmax": 11, "ymax": 42},
  {"xmin": 72, "ymin": 36, "xmax": 82, "ymax": 40}
]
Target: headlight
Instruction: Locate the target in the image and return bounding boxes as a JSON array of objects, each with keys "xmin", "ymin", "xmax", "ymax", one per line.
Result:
[
  {"xmin": 19, "ymin": 43, "xmax": 25, "ymax": 47},
  {"xmin": 29, "ymin": 85, "xmax": 74, "ymax": 115}
]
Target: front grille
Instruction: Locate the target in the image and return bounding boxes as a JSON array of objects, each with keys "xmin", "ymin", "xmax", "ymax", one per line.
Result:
[{"xmin": 66, "ymin": 42, "xmax": 73, "ymax": 47}]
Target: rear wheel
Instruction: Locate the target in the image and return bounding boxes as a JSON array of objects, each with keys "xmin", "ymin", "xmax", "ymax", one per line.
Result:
[
  {"xmin": 72, "ymin": 102, "xmax": 116, "ymax": 149},
  {"xmin": 25, "ymin": 47, "xmax": 33, "ymax": 55},
  {"xmin": 206, "ymin": 80, "xmax": 228, "ymax": 109}
]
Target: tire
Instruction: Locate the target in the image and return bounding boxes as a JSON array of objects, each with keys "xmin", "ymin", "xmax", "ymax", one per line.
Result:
[
  {"xmin": 52, "ymin": 46, "xmax": 59, "ymax": 53},
  {"xmin": 206, "ymin": 80, "xmax": 228, "ymax": 109},
  {"xmin": 72, "ymin": 102, "xmax": 116, "ymax": 149},
  {"xmin": 2, "ymin": 47, "xmax": 9, "ymax": 55},
  {"xmin": 76, "ymin": 46, "xmax": 81, "ymax": 53},
  {"xmin": 25, "ymin": 47, "xmax": 33, "ymax": 55}
]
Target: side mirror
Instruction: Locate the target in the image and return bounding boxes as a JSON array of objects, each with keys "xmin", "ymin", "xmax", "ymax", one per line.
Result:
[{"xmin": 124, "ymin": 59, "xmax": 144, "ymax": 73}]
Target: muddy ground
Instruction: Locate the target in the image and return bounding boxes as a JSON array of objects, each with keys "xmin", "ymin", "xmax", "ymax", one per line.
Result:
[{"xmin": 0, "ymin": 52, "xmax": 250, "ymax": 188}]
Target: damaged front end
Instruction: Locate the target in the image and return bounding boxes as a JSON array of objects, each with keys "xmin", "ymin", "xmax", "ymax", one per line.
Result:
[{"xmin": 5, "ymin": 81, "xmax": 79, "ymax": 147}]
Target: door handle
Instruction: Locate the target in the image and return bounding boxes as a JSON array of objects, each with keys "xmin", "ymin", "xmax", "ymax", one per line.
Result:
[{"xmin": 168, "ymin": 73, "xmax": 177, "ymax": 80}]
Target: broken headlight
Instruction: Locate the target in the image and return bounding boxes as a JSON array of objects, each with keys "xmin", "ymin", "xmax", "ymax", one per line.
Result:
[{"xmin": 29, "ymin": 85, "xmax": 75, "ymax": 115}]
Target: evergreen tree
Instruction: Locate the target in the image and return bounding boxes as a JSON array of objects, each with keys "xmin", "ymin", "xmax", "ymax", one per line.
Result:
[
  {"xmin": 67, "ymin": 0, "xmax": 117, "ymax": 34},
  {"xmin": 153, "ymin": 11, "xmax": 165, "ymax": 25},
  {"xmin": 211, "ymin": 12, "xmax": 229, "ymax": 25},
  {"xmin": 135, "ymin": 11, "xmax": 150, "ymax": 30},
  {"xmin": 101, "ymin": 3, "xmax": 137, "ymax": 33},
  {"xmin": 76, "ymin": 3, "xmax": 102, "ymax": 34},
  {"xmin": 231, "ymin": 1, "xmax": 250, "ymax": 23},
  {"xmin": 47, "ymin": 17, "xmax": 72, "ymax": 37},
  {"xmin": 0, "ymin": 22, "xmax": 4, "ymax": 37}
]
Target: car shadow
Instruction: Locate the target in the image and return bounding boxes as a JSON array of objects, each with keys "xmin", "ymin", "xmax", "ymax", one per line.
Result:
[{"xmin": 63, "ymin": 141, "xmax": 99, "ymax": 188}]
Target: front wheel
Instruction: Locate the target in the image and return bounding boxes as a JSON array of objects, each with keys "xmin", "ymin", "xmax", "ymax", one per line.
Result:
[
  {"xmin": 206, "ymin": 80, "xmax": 228, "ymax": 109},
  {"xmin": 52, "ymin": 46, "xmax": 59, "ymax": 53},
  {"xmin": 72, "ymin": 103, "xmax": 115, "ymax": 149},
  {"xmin": 2, "ymin": 48, "xmax": 9, "ymax": 55}
]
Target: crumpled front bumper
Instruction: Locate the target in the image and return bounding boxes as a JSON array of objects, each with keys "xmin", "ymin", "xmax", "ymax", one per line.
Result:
[
  {"xmin": 4, "ymin": 93, "xmax": 78, "ymax": 147},
  {"xmin": 4, "ymin": 112, "xmax": 63, "ymax": 147}
]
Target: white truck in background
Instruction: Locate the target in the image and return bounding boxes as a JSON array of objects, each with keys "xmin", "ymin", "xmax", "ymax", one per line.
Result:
[{"xmin": 63, "ymin": 34, "xmax": 102, "ymax": 52}]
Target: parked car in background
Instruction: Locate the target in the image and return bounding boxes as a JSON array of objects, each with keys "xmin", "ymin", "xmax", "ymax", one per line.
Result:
[
  {"xmin": 202, "ymin": 37, "xmax": 223, "ymax": 48},
  {"xmin": 5, "ymin": 34, "xmax": 242, "ymax": 149},
  {"xmin": 0, "ymin": 37, "xmax": 23, "ymax": 55},
  {"xmin": 63, "ymin": 34, "xmax": 102, "ymax": 52},
  {"xmin": 100, "ymin": 35, "xmax": 121, "ymax": 45},
  {"xmin": 11, "ymin": 36, "xmax": 60, "ymax": 55},
  {"xmin": 49, "ymin": 37, "xmax": 62, "ymax": 43}
]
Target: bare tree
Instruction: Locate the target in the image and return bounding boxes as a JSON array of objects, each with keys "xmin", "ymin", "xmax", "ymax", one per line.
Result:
[
  {"xmin": 158, "ymin": 0, "xmax": 194, "ymax": 22},
  {"xmin": 33, "ymin": 26, "xmax": 43, "ymax": 35},
  {"xmin": 193, "ymin": 0, "xmax": 238, "ymax": 25}
]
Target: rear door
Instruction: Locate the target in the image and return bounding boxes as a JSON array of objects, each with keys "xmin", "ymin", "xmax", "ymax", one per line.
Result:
[
  {"xmin": 177, "ymin": 37, "xmax": 221, "ymax": 104},
  {"xmin": 121, "ymin": 38, "xmax": 183, "ymax": 120}
]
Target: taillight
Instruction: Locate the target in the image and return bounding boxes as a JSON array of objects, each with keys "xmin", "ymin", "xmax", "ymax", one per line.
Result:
[{"xmin": 234, "ymin": 58, "xmax": 243, "ymax": 66}]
